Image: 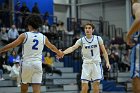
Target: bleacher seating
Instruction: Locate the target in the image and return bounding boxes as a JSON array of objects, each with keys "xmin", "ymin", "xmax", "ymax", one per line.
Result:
[{"xmin": 0, "ymin": 60, "xmax": 104, "ymax": 93}]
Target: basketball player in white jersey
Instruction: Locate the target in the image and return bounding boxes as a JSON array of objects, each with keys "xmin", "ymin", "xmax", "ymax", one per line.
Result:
[
  {"xmin": 126, "ymin": 0, "xmax": 140, "ymax": 93},
  {"xmin": 0, "ymin": 14, "xmax": 63, "ymax": 93},
  {"xmin": 126, "ymin": 0, "xmax": 140, "ymax": 45},
  {"xmin": 62, "ymin": 23, "xmax": 111, "ymax": 93}
]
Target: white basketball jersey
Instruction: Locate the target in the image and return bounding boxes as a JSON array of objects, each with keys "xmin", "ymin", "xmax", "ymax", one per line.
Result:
[
  {"xmin": 22, "ymin": 32, "xmax": 45, "ymax": 63},
  {"xmin": 77, "ymin": 35, "xmax": 103, "ymax": 63}
]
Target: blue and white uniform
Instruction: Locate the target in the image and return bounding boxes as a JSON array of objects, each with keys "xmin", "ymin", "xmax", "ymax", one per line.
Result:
[
  {"xmin": 21, "ymin": 32, "xmax": 45, "ymax": 84},
  {"xmin": 130, "ymin": 34, "xmax": 140, "ymax": 78},
  {"xmin": 75, "ymin": 35, "xmax": 103, "ymax": 82}
]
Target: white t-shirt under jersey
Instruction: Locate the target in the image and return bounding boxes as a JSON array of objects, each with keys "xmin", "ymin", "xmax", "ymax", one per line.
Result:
[{"xmin": 75, "ymin": 35, "xmax": 103, "ymax": 63}]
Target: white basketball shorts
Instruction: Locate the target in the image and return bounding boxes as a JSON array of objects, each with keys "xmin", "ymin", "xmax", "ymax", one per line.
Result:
[
  {"xmin": 21, "ymin": 61, "xmax": 43, "ymax": 84},
  {"xmin": 81, "ymin": 62, "xmax": 103, "ymax": 83}
]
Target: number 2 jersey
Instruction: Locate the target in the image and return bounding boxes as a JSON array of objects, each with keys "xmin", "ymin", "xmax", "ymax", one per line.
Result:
[
  {"xmin": 22, "ymin": 32, "xmax": 45, "ymax": 63},
  {"xmin": 75, "ymin": 35, "xmax": 103, "ymax": 63}
]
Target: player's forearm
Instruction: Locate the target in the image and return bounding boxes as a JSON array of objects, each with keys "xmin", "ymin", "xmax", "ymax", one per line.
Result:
[
  {"xmin": 127, "ymin": 18, "xmax": 140, "ymax": 38},
  {"xmin": 103, "ymin": 52, "xmax": 110, "ymax": 64},
  {"xmin": 63, "ymin": 47, "xmax": 75, "ymax": 54},
  {"xmin": 49, "ymin": 45, "xmax": 61, "ymax": 54},
  {"xmin": 0, "ymin": 43, "xmax": 16, "ymax": 53}
]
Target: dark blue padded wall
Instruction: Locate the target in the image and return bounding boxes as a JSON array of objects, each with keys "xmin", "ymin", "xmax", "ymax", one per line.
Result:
[{"xmin": 14, "ymin": 0, "xmax": 54, "ymax": 24}]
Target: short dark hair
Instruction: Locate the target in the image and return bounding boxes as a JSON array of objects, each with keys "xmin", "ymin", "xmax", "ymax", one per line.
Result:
[
  {"xmin": 25, "ymin": 14, "xmax": 43, "ymax": 29},
  {"xmin": 84, "ymin": 23, "xmax": 95, "ymax": 29}
]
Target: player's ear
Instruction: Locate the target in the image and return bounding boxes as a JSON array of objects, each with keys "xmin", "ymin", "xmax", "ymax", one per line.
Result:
[{"xmin": 92, "ymin": 29, "xmax": 94, "ymax": 32}]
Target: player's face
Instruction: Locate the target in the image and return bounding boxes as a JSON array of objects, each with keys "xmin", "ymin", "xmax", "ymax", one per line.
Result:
[{"xmin": 84, "ymin": 25, "xmax": 93, "ymax": 36}]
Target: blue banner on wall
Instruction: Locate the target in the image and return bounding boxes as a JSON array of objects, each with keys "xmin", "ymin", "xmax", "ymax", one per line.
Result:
[{"xmin": 14, "ymin": 0, "xmax": 54, "ymax": 25}]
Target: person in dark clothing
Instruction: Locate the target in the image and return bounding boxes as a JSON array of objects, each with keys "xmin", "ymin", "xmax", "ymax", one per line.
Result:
[
  {"xmin": 42, "ymin": 53, "xmax": 62, "ymax": 76},
  {"xmin": 0, "ymin": 52, "xmax": 7, "ymax": 80},
  {"xmin": 20, "ymin": 2, "xmax": 30, "ymax": 28},
  {"xmin": 20, "ymin": 2, "xmax": 30, "ymax": 13},
  {"xmin": 72, "ymin": 34, "xmax": 80, "ymax": 46},
  {"xmin": 32, "ymin": 2, "xmax": 40, "ymax": 14},
  {"xmin": 42, "ymin": 63, "xmax": 62, "ymax": 76}
]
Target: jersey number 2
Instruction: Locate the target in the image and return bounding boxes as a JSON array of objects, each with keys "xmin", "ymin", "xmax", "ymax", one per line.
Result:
[{"xmin": 32, "ymin": 39, "xmax": 39, "ymax": 50}]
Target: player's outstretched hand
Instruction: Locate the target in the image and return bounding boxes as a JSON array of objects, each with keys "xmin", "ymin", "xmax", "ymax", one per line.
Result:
[
  {"xmin": 106, "ymin": 63, "xmax": 111, "ymax": 71},
  {"xmin": 56, "ymin": 49, "xmax": 64, "ymax": 59},
  {"xmin": 126, "ymin": 34, "xmax": 135, "ymax": 46}
]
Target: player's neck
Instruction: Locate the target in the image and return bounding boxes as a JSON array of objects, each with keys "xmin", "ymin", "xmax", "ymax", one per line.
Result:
[
  {"xmin": 30, "ymin": 30, "xmax": 37, "ymax": 32},
  {"xmin": 29, "ymin": 29, "xmax": 37, "ymax": 32},
  {"xmin": 86, "ymin": 35, "xmax": 93, "ymax": 39}
]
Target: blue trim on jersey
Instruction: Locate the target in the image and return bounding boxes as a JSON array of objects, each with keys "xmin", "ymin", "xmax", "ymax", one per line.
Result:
[
  {"xmin": 91, "ymin": 79, "xmax": 101, "ymax": 82},
  {"xmin": 84, "ymin": 35, "xmax": 94, "ymax": 43},
  {"xmin": 130, "ymin": 46, "xmax": 136, "ymax": 78},
  {"xmin": 100, "ymin": 63, "xmax": 104, "ymax": 80},
  {"xmin": 20, "ymin": 61, "xmax": 23, "ymax": 83},
  {"xmin": 23, "ymin": 33, "xmax": 28, "ymax": 44},
  {"xmin": 81, "ymin": 79, "xmax": 91, "ymax": 82}
]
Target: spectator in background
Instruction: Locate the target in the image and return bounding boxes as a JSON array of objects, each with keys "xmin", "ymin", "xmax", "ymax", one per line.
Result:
[
  {"xmin": 15, "ymin": 0, "xmax": 22, "ymax": 28},
  {"xmin": 20, "ymin": 2, "xmax": 30, "ymax": 13},
  {"xmin": 0, "ymin": 2, "xmax": 10, "ymax": 27},
  {"xmin": 32, "ymin": 2, "xmax": 40, "ymax": 14},
  {"xmin": 115, "ymin": 35, "xmax": 124, "ymax": 45},
  {"xmin": 40, "ymin": 19, "xmax": 50, "ymax": 35},
  {"xmin": 0, "ymin": 52, "xmax": 8, "ymax": 65},
  {"xmin": 8, "ymin": 25, "xmax": 19, "ymax": 43},
  {"xmin": 8, "ymin": 50, "xmax": 20, "ymax": 67},
  {"xmin": 9, "ymin": 60, "xmax": 20, "ymax": 87},
  {"xmin": 109, "ymin": 53, "xmax": 118, "ymax": 79},
  {"xmin": 0, "ymin": 52, "xmax": 7, "ymax": 80},
  {"xmin": 71, "ymin": 18, "xmax": 80, "ymax": 35},
  {"xmin": 56, "ymin": 21, "xmax": 68, "ymax": 48},
  {"xmin": 0, "ymin": 19, "xmax": 3, "ymax": 29},
  {"xmin": 109, "ymin": 53, "xmax": 117, "ymax": 71},
  {"xmin": 57, "ymin": 21, "xmax": 68, "ymax": 40},
  {"xmin": 0, "ymin": 65, "xmax": 4, "ymax": 80},
  {"xmin": 72, "ymin": 34, "xmax": 80, "ymax": 45},
  {"xmin": 1, "ymin": 27, "xmax": 9, "ymax": 45},
  {"xmin": 20, "ymin": 2, "xmax": 30, "ymax": 28},
  {"xmin": 44, "ymin": 52, "xmax": 54, "ymax": 66},
  {"xmin": 57, "ymin": 21, "xmax": 68, "ymax": 33},
  {"xmin": 42, "ymin": 52, "xmax": 62, "ymax": 76},
  {"xmin": 121, "ymin": 54, "xmax": 130, "ymax": 72},
  {"xmin": 15, "ymin": 0, "xmax": 21, "ymax": 12},
  {"xmin": 0, "ymin": 52, "xmax": 9, "ymax": 73},
  {"xmin": 43, "ymin": 11, "xmax": 49, "ymax": 21},
  {"xmin": 50, "ymin": 24, "xmax": 57, "ymax": 33},
  {"xmin": 110, "ymin": 37, "xmax": 116, "ymax": 45}
]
